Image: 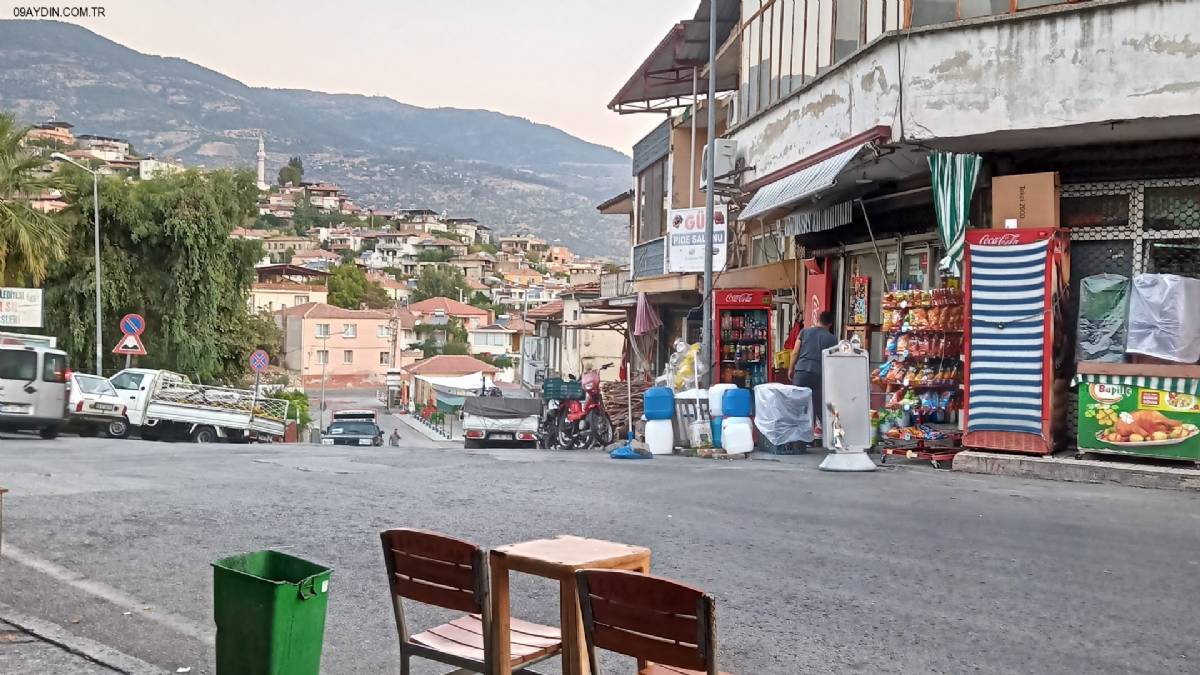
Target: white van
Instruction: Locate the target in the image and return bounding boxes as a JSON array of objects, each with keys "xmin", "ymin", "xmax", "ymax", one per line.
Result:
[{"xmin": 0, "ymin": 343, "xmax": 69, "ymax": 439}]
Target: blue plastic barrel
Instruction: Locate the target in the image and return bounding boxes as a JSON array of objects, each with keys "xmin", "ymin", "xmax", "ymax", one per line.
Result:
[
  {"xmin": 721, "ymin": 388, "xmax": 752, "ymax": 418},
  {"xmin": 643, "ymin": 387, "xmax": 675, "ymax": 420}
]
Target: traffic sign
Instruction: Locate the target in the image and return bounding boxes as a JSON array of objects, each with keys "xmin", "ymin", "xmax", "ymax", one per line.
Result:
[
  {"xmin": 112, "ymin": 333, "xmax": 147, "ymax": 356},
  {"xmin": 120, "ymin": 313, "xmax": 145, "ymax": 336},
  {"xmin": 249, "ymin": 349, "xmax": 270, "ymax": 373}
]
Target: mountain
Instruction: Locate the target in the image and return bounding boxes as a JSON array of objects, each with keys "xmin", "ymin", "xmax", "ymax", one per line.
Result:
[{"xmin": 0, "ymin": 20, "xmax": 633, "ymax": 256}]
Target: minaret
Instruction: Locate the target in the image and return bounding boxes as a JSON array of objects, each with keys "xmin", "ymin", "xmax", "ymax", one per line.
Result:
[{"xmin": 256, "ymin": 133, "xmax": 268, "ymax": 190}]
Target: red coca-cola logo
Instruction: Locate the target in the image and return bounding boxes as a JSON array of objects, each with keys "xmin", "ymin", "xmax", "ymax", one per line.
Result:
[
  {"xmin": 978, "ymin": 233, "xmax": 1020, "ymax": 246},
  {"xmin": 721, "ymin": 292, "xmax": 757, "ymax": 304}
]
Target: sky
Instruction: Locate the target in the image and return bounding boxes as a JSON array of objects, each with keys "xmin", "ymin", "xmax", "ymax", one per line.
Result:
[{"xmin": 2, "ymin": 0, "xmax": 699, "ymax": 152}]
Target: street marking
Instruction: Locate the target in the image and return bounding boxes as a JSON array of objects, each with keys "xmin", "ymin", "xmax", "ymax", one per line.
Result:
[{"xmin": 3, "ymin": 545, "xmax": 213, "ymax": 645}]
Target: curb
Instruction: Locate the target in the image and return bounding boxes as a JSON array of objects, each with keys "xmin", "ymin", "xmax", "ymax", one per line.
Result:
[
  {"xmin": 0, "ymin": 601, "xmax": 168, "ymax": 675},
  {"xmin": 952, "ymin": 451, "xmax": 1200, "ymax": 491}
]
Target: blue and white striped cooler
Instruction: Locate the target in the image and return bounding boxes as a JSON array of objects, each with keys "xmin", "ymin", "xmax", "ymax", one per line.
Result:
[{"xmin": 966, "ymin": 238, "xmax": 1049, "ymax": 438}]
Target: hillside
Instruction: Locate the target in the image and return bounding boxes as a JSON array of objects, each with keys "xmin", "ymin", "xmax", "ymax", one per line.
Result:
[{"xmin": 0, "ymin": 20, "xmax": 632, "ymax": 256}]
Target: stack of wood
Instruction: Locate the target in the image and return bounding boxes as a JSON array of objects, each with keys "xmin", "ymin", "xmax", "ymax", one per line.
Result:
[{"xmin": 603, "ymin": 380, "xmax": 651, "ymax": 437}]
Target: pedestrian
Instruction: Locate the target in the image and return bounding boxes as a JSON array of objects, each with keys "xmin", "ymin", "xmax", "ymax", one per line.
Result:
[
  {"xmin": 389, "ymin": 428, "xmax": 401, "ymax": 446},
  {"xmin": 789, "ymin": 310, "xmax": 838, "ymax": 437}
]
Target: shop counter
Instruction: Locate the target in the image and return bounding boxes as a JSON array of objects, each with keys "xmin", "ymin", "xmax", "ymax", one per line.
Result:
[{"xmin": 1075, "ymin": 362, "xmax": 1200, "ymax": 462}]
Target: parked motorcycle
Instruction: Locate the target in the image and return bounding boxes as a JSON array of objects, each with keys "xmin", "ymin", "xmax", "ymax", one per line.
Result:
[{"xmin": 555, "ymin": 363, "xmax": 615, "ymax": 449}]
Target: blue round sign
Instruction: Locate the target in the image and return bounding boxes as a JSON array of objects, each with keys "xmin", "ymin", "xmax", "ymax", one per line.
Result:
[
  {"xmin": 249, "ymin": 349, "xmax": 270, "ymax": 373},
  {"xmin": 120, "ymin": 313, "xmax": 145, "ymax": 336}
]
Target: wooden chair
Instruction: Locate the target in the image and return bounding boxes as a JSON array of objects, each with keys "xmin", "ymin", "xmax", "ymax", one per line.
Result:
[
  {"xmin": 380, "ymin": 529, "xmax": 562, "ymax": 674},
  {"xmin": 575, "ymin": 569, "xmax": 730, "ymax": 675}
]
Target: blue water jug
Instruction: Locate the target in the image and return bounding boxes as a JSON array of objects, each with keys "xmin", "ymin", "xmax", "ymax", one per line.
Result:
[
  {"xmin": 643, "ymin": 387, "xmax": 675, "ymax": 421},
  {"xmin": 721, "ymin": 388, "xmax": 752, "ymax": 418}
]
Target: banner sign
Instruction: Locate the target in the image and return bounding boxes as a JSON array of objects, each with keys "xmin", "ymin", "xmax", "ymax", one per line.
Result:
[
  {"xmin": 667, "ymin": 206, "xmax": 728, "ymax": 273},
  {"xmin": 0, "ymin": 288, "xmax": 44, "ymax": 328}
]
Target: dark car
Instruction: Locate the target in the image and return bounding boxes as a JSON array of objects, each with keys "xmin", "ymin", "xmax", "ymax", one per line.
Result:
[{"xmin": 320, "ymin": 419, "xmax": 383, "ymax": 446}]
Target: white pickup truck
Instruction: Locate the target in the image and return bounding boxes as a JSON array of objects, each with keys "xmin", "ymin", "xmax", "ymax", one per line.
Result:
[
  {"xmin": 109, "ymin": 368, "xmax": 291, "ymax": 443},
  {"xmin": 461, "ymin": 395, "xmax": 541, "ymax": 448}
]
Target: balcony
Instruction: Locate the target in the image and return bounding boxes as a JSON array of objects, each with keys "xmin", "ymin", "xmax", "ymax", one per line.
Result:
[
  {"xmin": 599, "ymin": 268, "xmax": 632, "ymax": 299},
  {"xmin": 631, "ymin": 238, "xmax": 665, "ymax": 280}
]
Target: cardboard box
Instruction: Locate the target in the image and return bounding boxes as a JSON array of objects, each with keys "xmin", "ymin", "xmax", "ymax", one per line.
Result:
[{"xmin": 992, "ymin": 172, "xmax": 1060, "ymax": 229}]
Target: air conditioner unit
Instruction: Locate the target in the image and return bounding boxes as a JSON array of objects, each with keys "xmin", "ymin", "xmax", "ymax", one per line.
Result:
[{"xmin": 701, "ymin": 139, "xmax": 738, "ymax": 192}]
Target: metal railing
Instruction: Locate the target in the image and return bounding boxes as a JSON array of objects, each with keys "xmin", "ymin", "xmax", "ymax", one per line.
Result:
[
  {"xmin": 152, "ymin": 381, "xmax": 291, "ymax": 421},
  {"xmin": 600, "ymin": 268, "xmax": 632, "ymax": 298}
]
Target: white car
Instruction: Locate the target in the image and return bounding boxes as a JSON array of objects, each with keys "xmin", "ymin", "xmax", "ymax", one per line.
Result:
[{"xmin": 68, "ymin": 373, "xmax": 129, "ymax": 438}]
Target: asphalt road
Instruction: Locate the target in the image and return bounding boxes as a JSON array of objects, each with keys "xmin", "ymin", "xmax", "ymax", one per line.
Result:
[{"xmin": 1, "ymin": 399, "xmax": 1198, "ymax": 673}]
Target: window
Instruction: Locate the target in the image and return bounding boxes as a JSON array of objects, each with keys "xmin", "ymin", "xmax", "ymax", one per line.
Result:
[
  {"xmin": 294, "ymin": 295, "xmax": 308, "ymax": 305},
  {"xmin": 0, "ymin": 349, "xmax": 37, "ymax": 381},
  {"xmin": 342, "ymin": 323, "xmax": 357, "ymax": 338},
  {"xmin": 377, "ymin": 324, "xmax": 392, "ymax": 338},
  {"xmin": 834, "ymin": 0, "xmax": 862, "ymax": 63},
  {"xmin": 316, "ymin": 323, "xmax": 330, "ymax": 338},
  {"xmin": 110, "ymin": 371, "xmax": 145, "ymax": 391},
  {"xmin": 316, "ymin": 350, "xmax": 329, "ymax": 366},
  {"xmin": 637, "ymin": 159, "xmax": 667, "ymax": 242},
  {"xmin": 42, "ymin": 352, "xmax": 67, "ymax": 383},
  {"xmin": 342, "ymin": 350, "xmax": 354, "ymax": 364},
  {"xmin": 380, "ymin": 351, "xmax": 391, "ymax": 365},
  {"xmin": 751, "ymin": 233, "xmax": 786, "ymax": 266},
  {"xmin": 911, "ymin": 0, "xmax": 957, "ymax": 26},
  {"xmin": 472, "ymin": 333, "xmax": 508, "ymax": 347}
]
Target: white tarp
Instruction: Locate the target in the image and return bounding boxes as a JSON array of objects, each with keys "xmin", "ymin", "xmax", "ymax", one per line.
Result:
[
  {"xmin": 752, "ymin": 383, "xmax": 814, "ymax": 445},
  {"xmin": 1126, "ymin": 274, "xmax": 1200, "ymax": 364},
  {"xmin": 0, "ymin": 288, "xmax": 43, "ymax": 328},
  {"xmin": 414, "ymin": 372, "xmax": 495, "ymax": 393}
]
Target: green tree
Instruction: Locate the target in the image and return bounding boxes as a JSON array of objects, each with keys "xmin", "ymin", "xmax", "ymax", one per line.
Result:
[
  {"xmin": 42, "ymin": 168, "xmax": 272, "ymax": 381},
  {"xmin": 327, "ymin": 264, "xmax": 391, "ymax": 309},
  {"xmin": 251, "ymin": 213, "xmax": 284, "ymax": 230},
  {"xmin": 0, "ymin": 113, "xmax": 70, "ymax": 284},
  {"xmin": 475, "ymin": 352, "xmax": 513, "ymax": 369},
  {"xmin": 412, "ymin": 265, "xmax": 471, "ymax": 303},
  {"xmin": 273, "ymin": 389, "xmax": 313, "ymax": 428},
  {"xmin": 470, "ymin": 242, "xmax": 498, "ymax": 255},
  {"xmin": 277, "ymin": 155, "xmax": 303, "ymax": 186},
  {"xmin": 416, "ymin": 249, "xmax": 454, "ymax": 263}
]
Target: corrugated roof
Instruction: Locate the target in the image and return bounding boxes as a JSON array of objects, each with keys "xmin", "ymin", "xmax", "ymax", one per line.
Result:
[{"xmin": 526, "ymin": 300, "xmax": 564, "ymax": 320}]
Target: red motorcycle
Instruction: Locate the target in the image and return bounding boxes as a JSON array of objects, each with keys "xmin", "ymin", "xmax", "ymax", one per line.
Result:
[{"xmin": 556, "ymin": 363, "xmax": 614, "ymax": 449}]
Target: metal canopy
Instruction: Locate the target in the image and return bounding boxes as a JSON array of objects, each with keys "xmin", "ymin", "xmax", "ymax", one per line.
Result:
[
  {"xmin": 739, "ymin": 144, "xmax": 869, "ymax": 221},
  {"xmin": 608, "ymin": 0, "xmax": 740, "ymax": 114}
]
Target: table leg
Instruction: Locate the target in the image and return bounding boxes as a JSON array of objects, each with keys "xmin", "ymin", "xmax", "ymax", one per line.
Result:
[
  {"xmin": 634, "ymin": 555, "xmax": 650, "ymax": 671},
  {"xmin": 560, "ymin": 576, "xmax": 588, "ymax": 675},
  {"xmin": 490, "ymin": 557, "xmax": 512, "ymax": 675}
]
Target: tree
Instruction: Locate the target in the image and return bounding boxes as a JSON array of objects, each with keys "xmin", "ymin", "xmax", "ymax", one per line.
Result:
[
  {"xmin": 0, "ymin": 112, "xmax": 70, "ymax": 285},
  {"xmin": 602, "ymin": 262, "xmax": 623, "ymax": 274},
  {"xmin": 272, "ymin": 389, "xmax": 313, "ymax": 428},
  {"xmin": 251, "ymin": 213, "xmax": 284, "ymax": 231},
  {"xmin": 277, "ymin": 156, "xmax": 303, "ymax": 186},
  {"xmin": 416, "ymin": 249, "xmax": 454, "ymax": 263},
  {"xmin": 471, "ymin": 242, "xmax": 498, "ymax": 255},
  {"xmin": 327, "ymin": 264, "xmax": 391, "ymax": 309},
  {"xmin": 42, "ymin": 168, "xmax": 274, "ymax": 381},
  {"xmin": 475, "ymin": 352, "xmax": 513, "ymax": 369},
  {"xmin": 412, "ymin": 265, "xmax": 471, "ymax": 303}
]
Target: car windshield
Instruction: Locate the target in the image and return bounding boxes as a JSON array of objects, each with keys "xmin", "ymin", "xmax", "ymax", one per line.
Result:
[
  {"xmin": 110, "ymin": 371, "xmax": 145, "ymax": 391},
  {"xmin": 76, "ymin": 375, "xmax": 117, "ymax": 396},
  {"xmin": 327, "ymin": 421, "xmax": 377, "ymax": 436}
]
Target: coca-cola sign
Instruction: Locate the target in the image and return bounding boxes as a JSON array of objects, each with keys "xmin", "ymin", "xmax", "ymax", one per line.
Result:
[
  {"xmin": 718, "ymin": 290, "xmax": 766, "ymax": 305},
  {"xmin": 723, "ymin": 293, "xmax": 755, "ymax": 303},
  {"xmin": 978, "ymin": 233, "xmax": 1021, "ymax": 246}
]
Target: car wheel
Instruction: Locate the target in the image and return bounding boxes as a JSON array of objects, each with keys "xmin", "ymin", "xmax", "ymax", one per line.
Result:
[
  {"xmin": 39, "ymin": 425, "xmax": 60, "ymax": 440},
  {"xmin": 106, "ymin": 418, "xmax": 131, "ymax": 439},
  {"xmin": 191, "ymin": 426, "xmax": 218, "ymax": 444}
]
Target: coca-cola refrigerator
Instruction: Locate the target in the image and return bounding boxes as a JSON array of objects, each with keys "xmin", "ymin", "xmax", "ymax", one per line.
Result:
[{"xmin": 714, "ymin": 288, "xmax": 774, "ymax": 388}]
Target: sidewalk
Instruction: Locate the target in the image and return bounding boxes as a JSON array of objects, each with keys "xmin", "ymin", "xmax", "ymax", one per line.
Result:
[
  {"xmin": 395, "ymin": 412, "xmax": 461, "ymax": 444},
  {"xmin": 953, "ymin": 450, "xmax": 1200, "ymax": 491},
  {"xmin": 0, "ymin": 605, "xmax": 165, "ymax": 675}
]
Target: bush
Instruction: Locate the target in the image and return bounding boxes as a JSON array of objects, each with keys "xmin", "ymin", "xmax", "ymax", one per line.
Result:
[{"xmin": 273, "ymin": 390, "xmax": 313, "ymax": 428}]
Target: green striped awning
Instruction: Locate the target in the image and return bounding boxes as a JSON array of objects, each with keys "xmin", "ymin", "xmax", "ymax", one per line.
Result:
[
  {"xmin": 928, "ymin": 151, "xmax": 981, "ymax": 277},
  {"xmin": 1073, "ymin": 373, "xmax": 1200, "ymax": 396}
]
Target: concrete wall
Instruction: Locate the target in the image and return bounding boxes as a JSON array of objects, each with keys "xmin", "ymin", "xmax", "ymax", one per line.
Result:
[{"xmin": 733, "ymin": 0, "xmax": 1200, "ymax": 180}]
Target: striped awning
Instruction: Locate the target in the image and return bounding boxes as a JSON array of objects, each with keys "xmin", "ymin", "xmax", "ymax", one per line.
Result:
[
  {"xmin": 781, "ymin": 201, "xmax": 853, "ymax": 236},
  {"xmin": 1072, "ymin": 373, "xmax": 1200, "ymax": 396},
  {"xmin": 928, "ymin": 151, "xmax": 981, "ymax": 277},
  {"xmin": 966, "ymin": 238, "xmax": 1049, "ymax": 437},
  {"xmin": 739, "ymin": 145, "xmax": 866, "ymax": 221}
]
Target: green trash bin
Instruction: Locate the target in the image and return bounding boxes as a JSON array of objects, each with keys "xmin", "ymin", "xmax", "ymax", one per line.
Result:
[{"xmin": 212, "ymin": 550, "xmax": 333, "ymax": 675}]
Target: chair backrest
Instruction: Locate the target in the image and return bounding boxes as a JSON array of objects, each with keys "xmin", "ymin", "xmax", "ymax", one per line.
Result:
[
  {"xmin": 380, "ymin": 529, "xmax": 485, "ymax": 615},
  {"xmin": 575, "ymin": 569, "xmax": 716, "ymax": 674}
]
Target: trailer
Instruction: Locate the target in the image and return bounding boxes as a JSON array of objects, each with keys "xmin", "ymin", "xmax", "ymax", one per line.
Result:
[{"xmin": 109, "ymin": 368, "xmax": 290, "ymax": 443}]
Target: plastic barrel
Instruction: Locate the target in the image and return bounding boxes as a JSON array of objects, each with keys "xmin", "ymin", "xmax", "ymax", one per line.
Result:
[
  {"xmin": 722, "ymin": 388, "xmax": 753, "ymax": 418},
  {"xmin": 708, "ymin": 384, "xmax": 736, "ymax": 417},
  {"xmin": 644, "ymin": 387, "xmax": 676, "ymax": 421},
  {"xmin": 710, "ymin": 416, "xmax": 723, "ymax": 448},
  {"xmin": 645, "ymin": 418, "xmax": 674, "ymax": 455},
  {"xmin": 721, "ymin": 417, "xmax": 754, "ymax": 454},
  {"xmin": 213, "ymin": 550, "xmax": 333, "ymax": 675}
]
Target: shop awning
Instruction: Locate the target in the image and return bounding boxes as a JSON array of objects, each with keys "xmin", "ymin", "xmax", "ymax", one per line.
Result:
[
  {"xmin": 929, "ymin": 151, "xmax": 982, "ymax": 276},
  {"xmin": 781, "ymin": 201, "xmax": 855, "ymax": 236},
  {"xmin": 739, "ymin": 144, "xmax": 868, "ymax": 221}
]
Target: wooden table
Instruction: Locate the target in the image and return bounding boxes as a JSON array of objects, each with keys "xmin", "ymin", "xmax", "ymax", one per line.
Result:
[{"xmin": 489, "ymin": 535, "xmax": 651, "ymax": 675}]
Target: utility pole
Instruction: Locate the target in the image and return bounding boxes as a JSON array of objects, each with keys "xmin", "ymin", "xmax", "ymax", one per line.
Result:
[
  {"xmin": 700, "ymin": 0, "xmax": 718, "ymax": 387},
  {"xmin": 52, "ymin": 153, "xmax": 103, "ymax": 375},
  {"xmin": 318, "ymin": 333, "xmax": 328, "ymax": 429}
]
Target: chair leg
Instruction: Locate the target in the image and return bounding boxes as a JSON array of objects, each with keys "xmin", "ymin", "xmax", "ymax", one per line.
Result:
[{"xmin": 400, "ymin": 653, "xmax": 411, "ymax": 675}]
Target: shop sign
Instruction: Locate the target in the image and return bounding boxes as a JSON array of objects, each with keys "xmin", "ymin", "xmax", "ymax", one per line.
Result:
[
  {"xmin": 1078, "ymin": 383, "xmax": 1200, "ymax": 461},
  {"xmin": 667, "ymin": 206, "xmax": 727, "ymax": 273},
  {"xmin": 715, "ymin": 289, "xmax": 771, "ymax": 306},
  {"xmin": 0, "ymin": 287, "xmax": 43, "ymax": 328}
]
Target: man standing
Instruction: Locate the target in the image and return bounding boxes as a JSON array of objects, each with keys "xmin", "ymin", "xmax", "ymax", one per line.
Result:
[{"xmin": 789, "ymin": 311, "xmax": 838, "ymax": 436}]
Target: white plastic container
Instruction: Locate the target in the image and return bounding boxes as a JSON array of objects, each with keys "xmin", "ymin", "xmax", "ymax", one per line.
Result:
[
  {"xmin": 708, "ymin": 384, "xmax": 736, "ymax": 417},
  {"xmin": 645, "ymin": 418, "xmax": 675, "ymax": 455},
  {"xmin": 721, "ymin": 417, "xmax": 754, "ymax": 454}
]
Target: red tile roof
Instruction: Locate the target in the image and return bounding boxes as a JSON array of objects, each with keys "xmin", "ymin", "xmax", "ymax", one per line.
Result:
[
  {"xmin": 526, "ymin": 300, "xmax": 563, "ymax": 320},
  {"xmin": 407, "ymin": 297, "xmax": 490, "ymax": 317},
  {"xmin": 275, "ymin": 302, "xmax": 390, "ymax": 320},
  {"xmin": 403, "ymin": 354, "xmax": 499, "ymax": 376}
]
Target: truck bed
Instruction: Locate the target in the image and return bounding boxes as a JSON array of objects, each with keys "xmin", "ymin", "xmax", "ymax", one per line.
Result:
[{"xmin": 147, "ymin": 382, "xmax": 290, "ymax": 437}]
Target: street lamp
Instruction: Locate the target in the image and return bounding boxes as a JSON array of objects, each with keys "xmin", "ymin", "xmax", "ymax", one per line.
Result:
[{"xmin": 51, "ymin": 152, "xmax": 103, "ymax": 376}]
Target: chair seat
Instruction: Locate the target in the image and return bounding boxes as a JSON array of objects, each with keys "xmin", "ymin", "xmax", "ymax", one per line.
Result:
[
  {"xmin": 410, "ymin": 614, "xmax": 561, "ymax": 667},
  {"xmin": 639, "ymin": 663, "xmax": 733, "ymax": 675}
]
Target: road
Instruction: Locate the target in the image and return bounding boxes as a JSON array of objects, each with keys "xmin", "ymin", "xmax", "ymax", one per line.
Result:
[{"xmin": 1, "ymin": 394, "xmax": 1198, "ymax": 673}]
